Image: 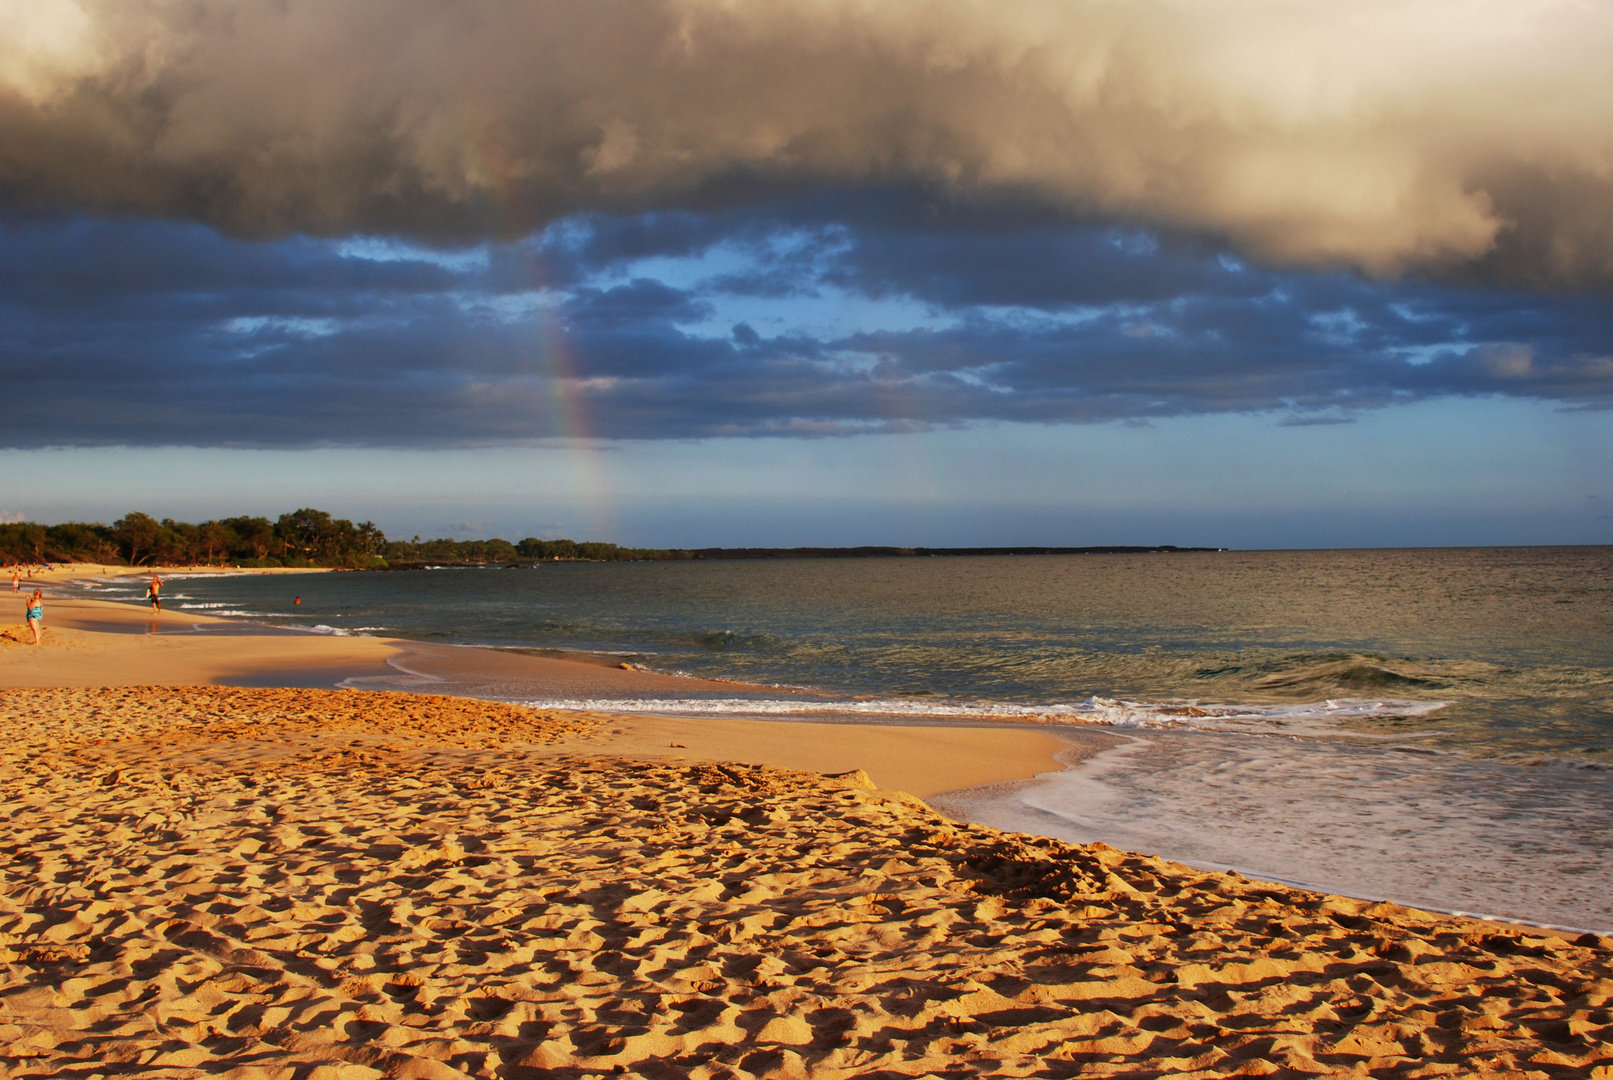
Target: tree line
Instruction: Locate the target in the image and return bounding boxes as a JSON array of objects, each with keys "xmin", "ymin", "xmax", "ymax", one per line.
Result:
[
  {"xmin": 0, "ymin": 509, "xmax": 671, "ymax": 568},
  {"xmin": 0, "ymin": 510, "xmax": 1222, "ymax": 568}
]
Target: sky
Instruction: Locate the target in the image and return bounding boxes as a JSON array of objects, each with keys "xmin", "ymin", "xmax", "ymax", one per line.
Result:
[{"xmin": 1, "ymin": 0, "xmax": 1610, "ymax": 548}]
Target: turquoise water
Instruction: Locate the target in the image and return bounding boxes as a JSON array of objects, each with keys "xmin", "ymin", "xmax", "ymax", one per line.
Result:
[{"xmin": 78, "ymin": 548, "xmax": 1613, "ymax": 928}]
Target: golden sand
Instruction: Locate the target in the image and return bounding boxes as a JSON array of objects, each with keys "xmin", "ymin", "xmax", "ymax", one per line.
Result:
[{"xmin": 2, "ymin": 686, "xmax": 1609, "ymax": 1079}]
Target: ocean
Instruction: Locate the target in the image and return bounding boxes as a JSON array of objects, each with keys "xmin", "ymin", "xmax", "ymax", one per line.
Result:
[{"xmin": 76, "ymin": 547, "xmax": 1613, "ymax": 931}]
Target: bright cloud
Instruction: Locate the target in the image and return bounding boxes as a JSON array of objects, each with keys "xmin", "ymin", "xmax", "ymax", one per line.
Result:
[{"xmin": 0, "ymin": 1, "xmax": 1610, "ymax": 286}]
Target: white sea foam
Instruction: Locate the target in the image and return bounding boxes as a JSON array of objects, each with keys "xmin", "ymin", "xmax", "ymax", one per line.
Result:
[
  {"xmin": 286, "ymin": 623, "xmax": 385, "ymax": 636},
  {"xmin": 512, "ymin": 694, "xmax": 1448, "ymax": 728},
  {"xmin": 1058, "ymin": 695, "xmax": 1450, "ymax": 735}
]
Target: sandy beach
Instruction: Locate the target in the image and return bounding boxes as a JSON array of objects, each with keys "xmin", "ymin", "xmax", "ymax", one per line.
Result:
[{"xmin": 1, "ymin": 578, "xmax": 1610, "ymax": 1077}]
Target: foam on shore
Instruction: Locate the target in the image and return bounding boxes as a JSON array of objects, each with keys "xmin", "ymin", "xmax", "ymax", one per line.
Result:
[{"xmin": 514, "ymin": 693, "xmax": 1448, "ymax": 731}]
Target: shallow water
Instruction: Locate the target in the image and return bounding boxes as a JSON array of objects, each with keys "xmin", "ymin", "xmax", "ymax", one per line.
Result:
[
  {"xmin": 77, "ymin": 547, "xmax": 1613, "ymax": 926},
  {"xmin": 943, "ymin": 728, "xmax": 1613, "ymax": 931}
]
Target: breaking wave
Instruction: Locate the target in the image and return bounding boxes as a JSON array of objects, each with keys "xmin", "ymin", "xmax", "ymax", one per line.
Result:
[{"xmin": 515, "ymin": 694, "xmax": 1449, "ymax": 730}]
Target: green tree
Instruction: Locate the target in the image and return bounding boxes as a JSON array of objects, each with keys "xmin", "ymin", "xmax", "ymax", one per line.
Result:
[
  {"xmin": 196, "ymin": 521, "xmax": 233, "ymax": 565},
  {"xmin": 277, "ymin": 508, "xmax": 333, "ymax": 563},
  {"xmin": 354, "ymin": 521, "xmax": 385, "ymax": 559},
  {"xmin": 157, "ymin": 519, "xmax": 197, "ymax": 564},
  {"xmin": 222, "ymin": 516, "xmax": 276, "ymax": 562},
  {"xmin": 518, "ymin": 538, "xmax": 579, "ymax": 560},
  {"xmin": 17, "ymin": 523, "xmax": 47, "ymax": 562},
  {"xmin": 113, "ymin": 513, "xmax": 161, "ymax": 565},
  {"xmin": 45, "ymin": 522, "xmax": 117, "ymax": 562}
]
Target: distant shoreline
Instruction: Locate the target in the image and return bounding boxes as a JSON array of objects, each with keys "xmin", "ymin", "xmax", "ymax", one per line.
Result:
[
  {"xmin": 617, "ymin": 543, "xmax": 1229, "ymax": 559},
  {"xmin": 384, "ymin": 543, "xmax": 1229, "ymax": 569},
  {"xmin": 8, "ymin": 549, "xmax": 1227, "ymax": 577}
]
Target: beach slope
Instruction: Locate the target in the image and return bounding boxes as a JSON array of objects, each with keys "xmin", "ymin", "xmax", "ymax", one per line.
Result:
[{"xmin": 2, "ymin": 686, "xmax": 1608, "ymax": 1079}]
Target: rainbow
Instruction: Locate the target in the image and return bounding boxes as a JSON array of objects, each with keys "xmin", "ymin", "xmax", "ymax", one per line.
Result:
[
  {"xmin": 466, "ymin": 110, "xmax": 618, "ymax": 540},
  {"xmin": 520, "ymin": 246, "xmax": 615, "ymax": 541}
]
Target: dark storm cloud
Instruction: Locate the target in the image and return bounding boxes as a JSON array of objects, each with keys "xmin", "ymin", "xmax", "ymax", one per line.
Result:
[
  {"xmin": 565, "ymin": 279, "xmax": 714, "ymax": 331},
  {"xmin": 534, "ymin": 193, "xmax": 1274, "ymax": 309},
  {"xmin": 4, "ymin": 1, "xmax": 1613, "ymax": 288},
  {"xmin": 0, "ymin": 214, "xmax": 456, "ymax": 313},
  {"xmin": 2, "ymin": 208, "xmax": 1610, "ymax": 448}
]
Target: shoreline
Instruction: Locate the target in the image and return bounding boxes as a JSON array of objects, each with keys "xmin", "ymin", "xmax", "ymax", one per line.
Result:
[
  {"xmin": 4, "ymin": 584, "xmax": 1068, "ymax": 800},
  {"xmin": 9, "ymin": 562, "xmax": 336, "ymax": 581}
]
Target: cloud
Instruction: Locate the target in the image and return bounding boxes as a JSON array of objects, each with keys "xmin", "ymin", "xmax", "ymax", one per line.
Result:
[
  {"xmin": 1, "ymin": 1, "xmax": 1611, "ymax": 286},
  {"xmin": 3, "ymin": 207, "xmax": 1612, "ymax": 448}
]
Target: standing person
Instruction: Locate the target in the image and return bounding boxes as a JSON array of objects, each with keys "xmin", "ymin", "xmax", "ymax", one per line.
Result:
[
  {"xmin": 10, "ymin": 569, "xmax": 18, "ymax": 592},
  {"xmin": 24, "ymin": 589, "xmax": 42, "ymax": 645},
  {"xmin": 147, "ymin": 575, "xmax": 162, "ymax": 613}
]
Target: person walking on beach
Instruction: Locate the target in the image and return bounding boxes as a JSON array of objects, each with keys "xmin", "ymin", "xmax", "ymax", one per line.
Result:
[
  {"xmin": 147, "ymin": 575, "xmax": 162, "ymax": 613},
  {"xmin": 10, "ymin": 569, "xmax": 18, "ymax": 592},
  {"xmin": 24, "ymin": 589, "xmax": 42, "ymax": 645}
]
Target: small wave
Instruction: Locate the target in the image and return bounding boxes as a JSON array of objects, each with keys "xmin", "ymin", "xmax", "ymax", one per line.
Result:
[
  {"xmin": 1247, "ymin": 655, "xmax": 1449, "ymax": 695},
  {"xmin": 491, "ymin": 645, "xmax": 662, "ymax": 659},
  {"xmin": 688, "ymin": 628, "xmax": 781, "ymax": 653},
  {"xmin": 512, "ymin": 694, "xmax": 1449, "ymax": 728},
  {"xmin": 1073, "ymin": 696, "xmax": 1449, "ymax": 730},
  {"xmin": 130, "ymin": 570, "xmax": 275, "ymax": 581},
  {"xmin": 187, "ymin": 609, "xmax": 272, "ymax": 618},
  {"xmin": 698, "ymin": 630, "xmax": 735, "ymax": 652},
  {"xmin": 517, "ymin": 697, "xmax": 1085, "ymax": 722}
]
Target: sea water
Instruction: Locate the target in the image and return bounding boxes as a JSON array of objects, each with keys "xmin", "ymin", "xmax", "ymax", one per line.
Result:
[{"xmin": 77, "ymin": 547, "xmax": 1613, "ymax": 929}]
